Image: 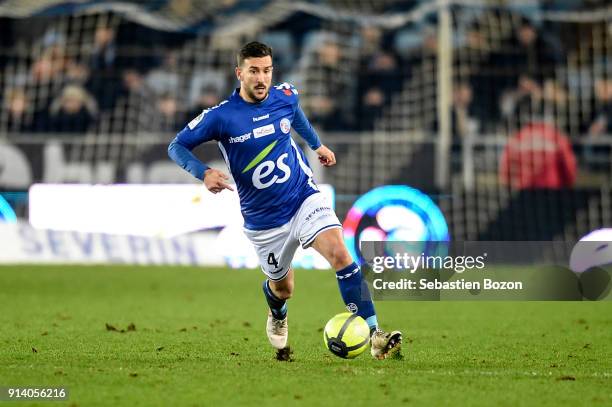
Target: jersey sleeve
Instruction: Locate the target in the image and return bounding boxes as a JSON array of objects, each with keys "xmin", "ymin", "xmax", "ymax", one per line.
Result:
[
  {"xmin": 292, "ymin": 104, "xmax": 322, "ymax": 150},
  {"xmin": 168, "ymin": 109, "xmax": 221, "ymax": 180},
  {"xmin": 274, "ymin": 83, "xmax": 322, "ymax": 150}
]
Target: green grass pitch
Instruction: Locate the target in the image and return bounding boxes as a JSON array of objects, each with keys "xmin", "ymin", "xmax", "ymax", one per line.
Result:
[{"xmin": 0, "ymin": 265, "xmax": 610, "ymax": 406}]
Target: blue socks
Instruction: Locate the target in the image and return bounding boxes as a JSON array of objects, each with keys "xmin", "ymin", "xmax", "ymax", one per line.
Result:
[
  {"xmin": 262, "ymin": 280, "xmax": 287, "ymax": 320},
  {"xmin": 263, "ymin": 263, "xmax": 378, "ymax": 332},
  {"xmin": 336, "ymin": 262, "xmax": 378, "ymax": 332}
]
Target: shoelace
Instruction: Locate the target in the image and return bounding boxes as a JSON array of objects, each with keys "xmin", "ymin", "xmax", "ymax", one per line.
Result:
[
  {"xmin": 371, "ymin": 329, "xmax": 386, "ymax": 339},
  {"xmin": 273, "ymin": 319, "xmax": 287, "ymax": 331}
]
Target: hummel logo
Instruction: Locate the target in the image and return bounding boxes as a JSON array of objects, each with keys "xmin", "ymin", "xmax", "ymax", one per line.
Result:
[{"xmin": 252, "ymin": 114, "xmax": 269, "ymax": 122}]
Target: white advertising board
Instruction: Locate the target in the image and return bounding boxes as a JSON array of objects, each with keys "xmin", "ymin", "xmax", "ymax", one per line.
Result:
[
  {"xmin": 29, "ymin": 184, "xmax": 335, "ymax": 237},
  {"xmin": 0, "ymin": 220, "xmax": 222, "ymax": 265},
  {"xmin": 4, "ymin": 185, "xmax": 336, "ymax": 268}
]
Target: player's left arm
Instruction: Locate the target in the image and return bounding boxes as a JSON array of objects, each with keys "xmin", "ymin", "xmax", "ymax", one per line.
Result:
[{"xmin": 292, "ymin": 104, "xmax": 336, "ymax": 167}]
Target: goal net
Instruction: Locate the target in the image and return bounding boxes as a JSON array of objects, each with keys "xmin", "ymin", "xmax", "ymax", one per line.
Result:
[{"xmin": 0, "ymin": 0, "xmax": 610, "ymax": 240}]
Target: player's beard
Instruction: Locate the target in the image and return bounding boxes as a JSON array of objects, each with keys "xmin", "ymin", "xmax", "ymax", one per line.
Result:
[{"xmin": 247, "ymin": 83, "xmax": 269, "ymax": 102}]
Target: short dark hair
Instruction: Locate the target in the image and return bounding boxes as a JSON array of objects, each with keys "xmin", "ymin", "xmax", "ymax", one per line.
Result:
[{"xmin": 237, "ymin": 41, "xmax": 273, "ymax": 66}]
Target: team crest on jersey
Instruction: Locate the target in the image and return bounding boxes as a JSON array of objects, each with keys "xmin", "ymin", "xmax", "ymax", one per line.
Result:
[{"xmin": 280, "ymin": 118, "xmax": 291, "ymax": 134}]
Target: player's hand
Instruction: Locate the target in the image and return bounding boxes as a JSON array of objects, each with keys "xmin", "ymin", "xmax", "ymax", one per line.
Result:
[
  {"xmin": 315, "ymin": 145, "xmax": 336, "ymax": 167},
  {"xmin": 203, "ymin": 168, "xmax": 234, "ymax": 194}
]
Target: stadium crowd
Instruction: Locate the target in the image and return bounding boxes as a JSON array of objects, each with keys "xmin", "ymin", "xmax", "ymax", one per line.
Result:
[{"xmin": 0, "ymin": 2, "xmax": 610, "ymax": 141}]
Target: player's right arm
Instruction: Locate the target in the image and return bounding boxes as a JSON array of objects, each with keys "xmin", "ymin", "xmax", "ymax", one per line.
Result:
[{"xmin": 168, "ymin": 109, "xmax": 233, "ymax": 193}]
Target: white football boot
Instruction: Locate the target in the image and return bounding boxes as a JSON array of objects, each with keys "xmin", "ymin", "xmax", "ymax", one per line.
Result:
[
  {"xmin": 370, "ymin": 329, "xmax": 402, "ymax": 360},
  {"xmin": 266, "ymin": 311, "xmax": 288, "ymax": 350}
]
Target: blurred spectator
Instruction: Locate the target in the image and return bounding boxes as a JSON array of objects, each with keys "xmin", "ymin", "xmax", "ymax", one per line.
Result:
[
  {"xmin": 355, "ymin": 48, "xmax": 401, "ymax": 130},
  {"xmin": 121, "ymin": 69, "xmax": 148, "ymax": 97},
  {"xmin": 301, "ymin": 34, "xmax": 355, "ymax": 129},
  {"xmin": 65, "ymin": 60, "xmax": 91, "ymax": 85},
  {"xmin": 497, "ymin": 17, "xmax": 564, "ymax": 119},
  {"xmin": 470, "ymin": 16, "xmax": 565, "ymax": 132},
  {"xmin": 28, "ymin": 44, "xmax": 68, "ymax": 112},
  {"xmin": 587, "ymin": 78, "xmax": 612, "ymax": 136},
  {"xmin": 305, "ymin": 94, "xmax": 348, "ymax": 132},
  {"xmin": 43, "ymin": 85, "xmax": 98, "ymax": 133},
  {"xmin": 300, "ymin": 35, "xmax": 344, "ymax": 101},
  {"xmin": 394, "ymin": 27, "xmax": 438, "ymax": 132},
  {"xmin": 412, "ymin": 26, "xmax": 437, "ymax": 60},
  {"xmin": 429, "ymin": 83, "xmax": 479, "ymax": 140},
  {"xmin": 358, "ymin": 87, "xmax": 385, "ymax": 130},
  {"xmin": 362, "ymin": 50, "xmax": 401, "ymax": 96},
  {"xmin": 541, "ymin": 79, "xmax": 570, "ymax": 132},
  {"xmin": 187, "ymin": 70, "xmax": 227, "ymax": 108},
  {"xmin": 90, "ymin": 25, "xmax": 117, "ymax": 71},
  {"xmin": 512, "ymin": 17, "xmax": 563, "ymax": 83},
  {"xmin": 452, "ymin": 82, "xmax": 479, "ymax": 139},
  {"xmin": 153, "ymin": 92, "xmax": 182, "ymax": 132},
  {"xmin": 185, "ymin": 84, "xmax": 221, "ymax": 123},
  {"xmin": 2, "ymin": 88, "xmax": 32, "ymax": 132},
  {"xmin": 86, "ymin": 24, "xmax": 122, "ymax": 111},
  {"xmin": 146, "ymin": 50, "xmax": 180, "ymax": 96},
  {"xmin": 465, "ymin": 20, "xmax": 489, "ymax": 53},
  {"xmin": 499, "ymin": 122, "xmax": 576, "ymax": 189},
  {"xmin": 501, "ymin": 77, "xmax": 570, "ymax": 132},
  {"xmin": 355, "ymin": 25, "xmax": 404, "ymax": 131},
  {"xmin": 318, "ymin": 40, "xmax": 342, "ymax": 75},
  {"xmin": 359, "ymin": 25, "xmax": 384, "ymax": 63},
  {"xmin": 459, "ymin": 19, "xmax": 494, "ymax": 130},
  {"xmin": 398, "ymin": 25, "xmax": 438, "ymax": 82},
  {"xmin": 500, "ymin": 76, "xmax": 543, "ymax": 124},
  {"xmin": 97, "ymin": 68, "xmax": 156, "ymax": 134},
  {"xmin": 31, "ymin": 44, "xmax": 67, "ymax": 86}
]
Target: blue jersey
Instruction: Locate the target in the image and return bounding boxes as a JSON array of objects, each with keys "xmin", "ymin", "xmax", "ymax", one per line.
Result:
[{"xmin": 168, "ymin": 83, "xmax": 322, "ymax": 230}]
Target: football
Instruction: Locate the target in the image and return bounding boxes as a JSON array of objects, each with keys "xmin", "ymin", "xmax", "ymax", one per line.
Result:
[{"xmin": 323, "ymin": 313, "xmax": 370, "ymax": 359}]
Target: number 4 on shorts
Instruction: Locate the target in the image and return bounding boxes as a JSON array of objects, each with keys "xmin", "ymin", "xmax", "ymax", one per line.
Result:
[{"xmin": 267, "ymin": 253, "xmax": 279, "ymax": 269}]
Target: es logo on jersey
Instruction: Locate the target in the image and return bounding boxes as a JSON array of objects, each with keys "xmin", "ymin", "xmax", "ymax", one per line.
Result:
[
  {"xmin": 252, "ymin": 153, "xmax": 291, "ymax": 189},
  {"xmin": 241, "ymin": 140, "xmax": 292, "ymax": 190}
]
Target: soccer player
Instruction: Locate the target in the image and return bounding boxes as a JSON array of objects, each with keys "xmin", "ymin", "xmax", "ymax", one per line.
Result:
[{"xmin": 168, "ymin": 41, "xmax": 401, "ymax": 359}]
